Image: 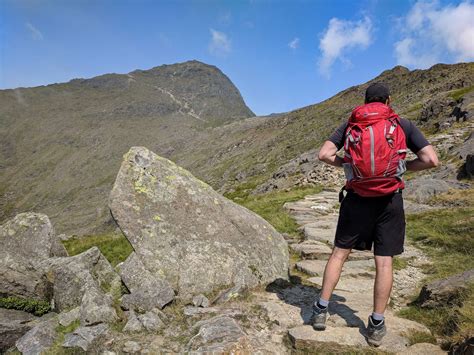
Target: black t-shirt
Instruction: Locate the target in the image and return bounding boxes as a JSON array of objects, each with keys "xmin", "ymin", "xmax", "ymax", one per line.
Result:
[{"xmin": 328, "ymin": 118, "xmax": 430, "ymax": 154}]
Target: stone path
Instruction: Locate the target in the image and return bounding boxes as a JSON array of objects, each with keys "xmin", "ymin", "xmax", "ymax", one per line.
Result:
[{"xmin": 255, "ymin": 189, "xmax": 443, "ymax": 353}]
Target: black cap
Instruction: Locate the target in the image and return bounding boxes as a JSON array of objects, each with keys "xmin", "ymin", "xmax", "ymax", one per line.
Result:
[{"xmin": 365, "ymin": 83, "xmax": 390, "ymax": 103}]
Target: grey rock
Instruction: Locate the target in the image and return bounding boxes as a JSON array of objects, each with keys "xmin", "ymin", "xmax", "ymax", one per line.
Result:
[
  {"xmin": 0, "ymin": 213, "xmax": 57, "ymax": 301},
  {"xmin": 62, "ymin": 323, "xmax": 108, "ymax": 351},
  {"xmin": 49, "ymin": 247, "xmax": 121, "ymax": 312},
  {"xmin": 183, "ymin": 306, "xmax": 221, "ymax": 316},
  {"xmin": 0, "ymin": 212, "xmax": 55, "ymax": 260},
  {"xmin": 187, "ymin": 315, "xmax": 246, "ymax": 351},
  {"xmin": 417, "ymin": 269, "xmax": 474, "ymax": 308},
  {"xmin": 58, "ymin": 307, "xmax": 80, "ymax": 327},
  {"xmin": 397, "ymin": 343, "xmax": 445, "ymax": 354},
  {"xmin": 80, "ymin": 287, "xmax": 117, "ymax": 326},
  {"xmin": 109, "ymin": 147, "xmax": 289, "ymax": 300},
  {"xmin": 213, "ymin": 284, "xmax": 246, "ymax": 304},
  {"xmin": 192, "ymin": 294, "xmax": 210, "ymax": 308},
  {"xmin": 15, "ymin": 318, "xmax": 58, "ymax": 355},
  {"xmin": 404, "ymin": 177, "xmax": 451, "ymax": 203},
  {"xmin": 0, "ymin": 309, "xmax": 38, "ymax": 352},
  {"xmin": 123, "ymin": 310, "xmax": 144, "ymax": 333},
  {"xmin": 137, "ymin": 310, "xmax": 165, "ymax": 332},
  {"xmin": 123, "ymin": 340, "xmax": 141, "ymax": 353},
  {"xmin": 118, "ymin": 252, "xmax": 175, "ymax": 311}
]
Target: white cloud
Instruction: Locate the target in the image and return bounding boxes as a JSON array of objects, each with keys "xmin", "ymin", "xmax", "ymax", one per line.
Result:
[
  {"xmin": 209, "ymin": 29, "xmax": 231, "ymax": 57},
  {"xmin": 395, "ymin": 1, "xmax": 474, "ymax": 68},
  {"xmin": 26, "ymin": 22, "xmax": 43, "ymax": 40},
  {"xmin": 318, "ymin": 17, "xmax": 373, "ymax": 76},
  {"xmin": 288, "ymin": 37, "xmax": 300, "ymax": 50}
]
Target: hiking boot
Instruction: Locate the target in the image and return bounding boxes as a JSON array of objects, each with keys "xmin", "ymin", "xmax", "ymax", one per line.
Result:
[
  {"xmin": 311, "ymin": 303, "xmax": 328, "ymax": 330},
  {"xmin": 367, "ymin": 316, "xmax": 387, "ymax": 347}
]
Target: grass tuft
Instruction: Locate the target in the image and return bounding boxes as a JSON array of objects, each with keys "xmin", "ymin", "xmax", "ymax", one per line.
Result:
[{"xmin": 62, "ymin": 231, "xmax": 133, "ymax": 266}]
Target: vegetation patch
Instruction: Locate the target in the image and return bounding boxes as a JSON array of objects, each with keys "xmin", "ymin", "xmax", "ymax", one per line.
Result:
[
  {"xmin": 62, "ymin": 231, "xmax": 133, "ymax": 267},
  {"xmin": 0, "ymin": 296, "xmax": 51, "ymax": 316},
  {"xmin": 399, "ymin": 205, "xmax": 474, "ymax": 344},
  {"xmin": 226, "ymin": 185, "xmax": 323, "ymax": 236},
  {"xmin": 392, "ymin": 256, "xmax": 408, "ymax": 271},
  {"xmin": 448, "ymin": 85, "xmax": 474, "ymax": 101}
]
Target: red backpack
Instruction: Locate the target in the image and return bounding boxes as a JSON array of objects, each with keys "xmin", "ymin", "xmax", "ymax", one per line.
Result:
[{"xmin": 343, "ymin": 102, "xmax": 407, "ymax": 197}]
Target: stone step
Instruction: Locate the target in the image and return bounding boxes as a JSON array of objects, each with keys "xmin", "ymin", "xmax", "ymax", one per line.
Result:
[
  {"xmin": 307, "ymin": 276, "xmax": 374, "ymax": 293},
  {"xmin": 295, "ymin": 259, "xmax": 375, "ymax": 278},
  {"xmin": 304, "ymin": 226, "xmax": 335, "ymax": 244},
  {"xmin": 290, "ymin": 242, "xmax": 373, "ymax": 261}
]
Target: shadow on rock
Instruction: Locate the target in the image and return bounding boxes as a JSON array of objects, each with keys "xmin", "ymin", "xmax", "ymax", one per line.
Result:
[{"xmin": 265, "ymin": 277, "xmax": 365, "ymax": 332}]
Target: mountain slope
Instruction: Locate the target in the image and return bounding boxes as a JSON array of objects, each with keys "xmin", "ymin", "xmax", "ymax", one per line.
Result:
[{"xmin": 0, "ymin": 61, "xmax": 253, "ymax": 234}]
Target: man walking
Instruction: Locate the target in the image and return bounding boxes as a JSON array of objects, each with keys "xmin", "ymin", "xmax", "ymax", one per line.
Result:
[{"xmin": 312, "ymin": 83, "xmax": 439, "ymax": 346}]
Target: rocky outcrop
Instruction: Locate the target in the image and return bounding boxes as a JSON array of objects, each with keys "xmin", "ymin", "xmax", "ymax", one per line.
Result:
[
  {"xmin": 417, "ymin": 269, "xmax": 474, "ymax": 308},
  {"xmin": 0, "ymin": 213, "xmax": 59, "ymax": 301},
  {"xmin": 109, "ymin": 147, "xmax": 289, "ymax": 300},
  {"xmin": 0, "ymin": 309, "xmax": 38, "ymax": 352},
  {"xmin": 48, "ymin": 247, "xmax": 121, "ymax": 322},
  {"xmin": 254, "ymin": 149, "xmax": 345, "ymax": 194},
  {"xmin": 15, "ymin": 317, "xmax": 58, "ymax": 355}
]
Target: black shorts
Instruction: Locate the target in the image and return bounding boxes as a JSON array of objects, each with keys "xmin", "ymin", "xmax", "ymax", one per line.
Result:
[{"xmin": 334, "ymin": 191, "xmax": 405, "ymax": 256}]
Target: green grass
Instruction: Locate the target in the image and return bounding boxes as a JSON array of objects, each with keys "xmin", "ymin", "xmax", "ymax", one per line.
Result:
[
  {"xmin": 404, "ymin": 329, "xmax": 437, "ymax": 345},
  {"xmin": 393, "ymin": 256, "xmax": 408, "ymax": 271},
  {"xmin": 448, "ymin": 85, "xmax": 474, "ymax": 101},
  {"xmin": 226, "ymin": 185, "xmax": 323, "ymax": 236},
  {"xmin": 399, "ymin": 204, "xmax": 474, "ymax": 343},
  {"xmin": 62, "ymin": 231, "xmax": 133, "ymax": 266},
  {"xmin": 0, "ymin": 296, "xmax": 51, "ymax": 316}
]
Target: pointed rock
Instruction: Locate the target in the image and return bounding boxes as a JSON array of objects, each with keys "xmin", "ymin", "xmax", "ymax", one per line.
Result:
[{"xmin": 109, "ymin": 147, "xmax": 289, "ymax": 300}]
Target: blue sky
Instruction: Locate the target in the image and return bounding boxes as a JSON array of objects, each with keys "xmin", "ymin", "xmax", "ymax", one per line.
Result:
[{"xmin": 1, "ymin": 0, "xmax": 473, "ymax": 115}]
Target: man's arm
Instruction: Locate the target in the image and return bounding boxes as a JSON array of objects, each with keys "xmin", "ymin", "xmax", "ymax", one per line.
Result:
[
  {"xmin": 318, "ymin": 141, "xmax": 344, "ymax": 167},
  {"xmin": 406, "ymin": 145, "xmax": 439, "ymax": 171}
]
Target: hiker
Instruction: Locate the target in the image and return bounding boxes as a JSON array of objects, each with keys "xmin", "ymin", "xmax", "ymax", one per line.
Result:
[{"xmin": 312, "ymin": 83, "xmax": 439, "ymax": 346}]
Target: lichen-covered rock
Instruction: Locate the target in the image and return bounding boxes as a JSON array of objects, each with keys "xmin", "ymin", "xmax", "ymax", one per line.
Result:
[
  {"xmin": 58, "ymin": 307, "xmax": 80, "ymax": 327},
  {"xmin": 15, "ymin": 317, "xmax": 58, "ymax": 355},
  {"xmin": 109, "ymin": 147, "xmax": 289, "ymax": 300},
  {"xmin": 123, "ymin": 310, "xmax": 144, "ymax": 333},
  {"xmin": 79, "ymin": 287, "xmax": 117, "ymax": 326},
  {"xmin": 0, "ymin": 213, "xmax": 57, "ymax": 301},
  {"xmin": 49, "ymin": 247, "xmax": 121, "ymax": 312},
  {"xmin": 62, "ymin": 323, "xmax": 108, "ymax": 351},
  {"xmin": 187, "ymin": 315, "xmax": 246, "ymax": 352},
  {"xmin": 0, "ymin": 309, "xmax": 38, "ymax": 352},
  {"xmin": 117, "ymin": 252, "xmax": 174, "ymax": 311}
]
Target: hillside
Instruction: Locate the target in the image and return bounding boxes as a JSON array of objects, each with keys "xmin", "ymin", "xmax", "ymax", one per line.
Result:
[
  {"xmin": 0, "ymin": 60, "xmax": 254, "ymax": 234},
  {"xmin": 1, "ymin": 61, "xmax": 473, "ymax": 235}
]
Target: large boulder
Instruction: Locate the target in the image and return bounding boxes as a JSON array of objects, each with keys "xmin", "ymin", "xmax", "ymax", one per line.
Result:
[
  {"xmin": 0, "ymin": 213, "xmax": 59, "ymax": 301},
  {"xmin": 109, "ymin": 147, "xmax": 289, "ymax": 300},
  {"xmin": 0, "ymin": 309, "xmax": 38, "ymax": 352}
]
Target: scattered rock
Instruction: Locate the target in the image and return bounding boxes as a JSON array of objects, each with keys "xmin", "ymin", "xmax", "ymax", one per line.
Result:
[
  {"xmin": 62, "ymin": 323, "xmax": 108, "ymax": 351},
  {"xmin": 123, "ymin": 310, "xmax": 144, "ymax": 333},
  {"xmin": 109, "ymin": 147, "xmax": 289, "ymax": 300},
  {"xmin": 123, "ymin": 340, "xmax": 141, "ymax": 353},
  {"xmin": 417, "ymin": 269, "xmax": 474, "ymax": 308},
  {"xmin": 404, "ymin": 177, "xmax": 451, "ymax": 203},
  {"xmin": 58, "ymin": 307, "xmax": 80, "ymax": 327},
  {"xmin": 118, "ymin": 252, "xmax": 175, "ymax": 311},
  {"xmin": 79, "ymin": 287, "xmax": 117, "ymax": 326},
  {"xmin": 0, "ymin": 309, "xmax": 38, "ymax": 352},
  {"xmin": 0, "ymin": 213, "xmax": 57, "ymax": 301},
  {"xmin": 137, "ymin": 310, "xmax": 165, "ymax": 332},
  {"xmin": 15, "ymin": 318, "xmax": 58, "ymax": 355},
  {"xmin": 187, "ymin": 315, "xmax": 246, "ymax": 352},
  {"xmin": 49, "ymin": 246, "xmax": 121, "ymax": 312},
  {"xmin": 192, "ymin": 294, "xmax": 210, "ymax": 308},
  {"xmin": 213, "ymin": 284, "xmax": 247, "ymax": 304}
]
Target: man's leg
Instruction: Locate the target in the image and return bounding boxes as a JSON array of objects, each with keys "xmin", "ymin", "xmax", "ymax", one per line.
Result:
[
  {"xmin": 373, "ymin": 255, "xmax": 393, "ymax": 315},
  {"xmin": 312, "ymin": 246, "xmax": 352, "ymax": 330},
  {"xmin": 320, "ymin": 246, "xmax": 352, "ymax": 301}
]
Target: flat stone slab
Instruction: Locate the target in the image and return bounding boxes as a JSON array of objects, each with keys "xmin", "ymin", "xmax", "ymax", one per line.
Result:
[
  {"xmin": 307, "ymin": 276, "xmax": 374, "ymax": 293},
  {"xmin": 288, "ymin": 323, "xmax": 429, "ymax": 353},
  {"xmin": 397, "ymin": 342, "xmax": 445, "ymax": 354},
  {"xmin": 296, "ymin": 259, "xmax": 375, "ymax": 278},
  {"xmin": 304, "ymin": 226, "xmax": 335, "ymax": 244},
  {"xmin": 290, "ymin": 242, "xmax": 333, "ymax": 260}
]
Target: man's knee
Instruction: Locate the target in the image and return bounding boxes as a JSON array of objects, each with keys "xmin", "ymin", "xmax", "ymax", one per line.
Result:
[
  {"xmin": 375, "ymin": 255, "xmax": 393, "ymax": 270},
  {"xmin": 331, "ymin": 246, "xmax": 351, "ymax": 261}
]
